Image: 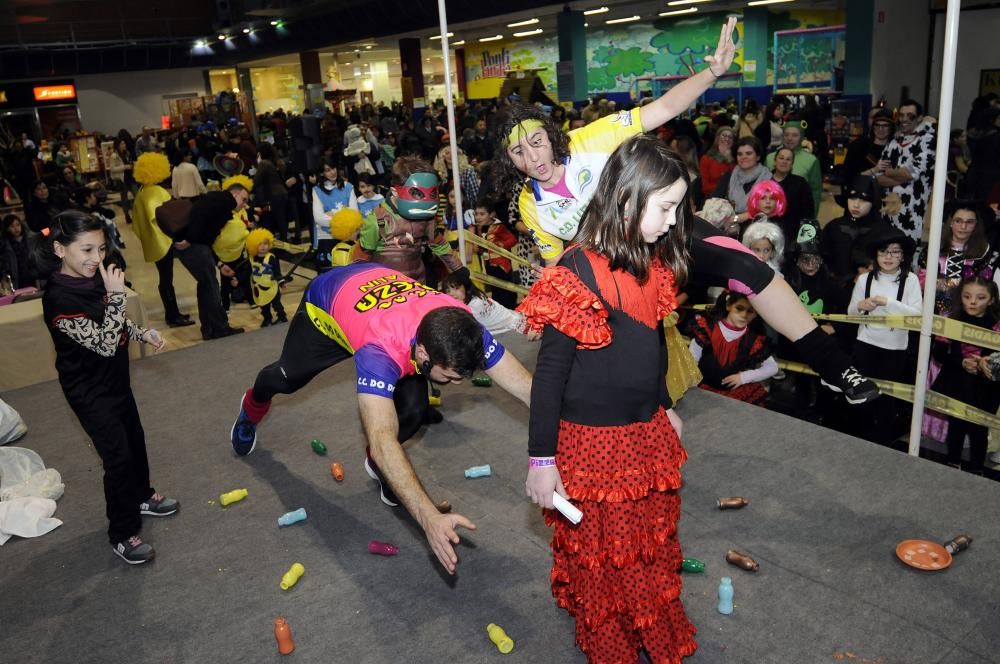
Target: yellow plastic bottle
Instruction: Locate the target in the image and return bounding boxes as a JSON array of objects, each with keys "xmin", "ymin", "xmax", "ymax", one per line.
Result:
[
  {"xmin": 220, "ymin": 488, "xmax": 248, "ymax": 506},
  {"xmin": 487, "ymin": 623, "xmax": 514, "ymax": 654},
  {"xmin": 280, "ymin": 563, "xmax": 305, "ymax": 590}
]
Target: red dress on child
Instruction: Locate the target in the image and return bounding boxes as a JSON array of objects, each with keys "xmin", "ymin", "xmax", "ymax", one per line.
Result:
[
  {"xmin": 690, "ymin": 315, "xmax": 771, "ymax": 405},
  {"xmin": 518, "ymin": 247, "xmax": 696, "ymax": 664}
]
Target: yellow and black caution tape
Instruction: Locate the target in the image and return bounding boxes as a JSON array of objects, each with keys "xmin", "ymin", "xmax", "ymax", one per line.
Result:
[
  {"xmin": 462, "ymin": 230, "xmax": 533, "ymax": 268},
  {"xmin": 472, "ymin": 270, "xmax": 530, "ymax": 296},
  {"xmin": 680, "ymin": 305, "xmax": 1000, "ymax": 353},
  {"xmin": 778, "ymin": 360, "xmax": 1000, "ymax": 429},
  {"xmin": 273, "ymin": 239, "xmax": 313, "ymax": 253},
  {"xmin": 816, "ymin": 313, "xmax": 1000, "ymax": 353}
]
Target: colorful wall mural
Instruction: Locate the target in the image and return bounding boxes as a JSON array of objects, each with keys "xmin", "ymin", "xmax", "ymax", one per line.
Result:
[
  {"xmin": 461, "ymin": 9, "xmax": 845, "ymax": 100},
  {"xmin": 464, "ymin": 38, "xmax": 558, "ymax": 100}
]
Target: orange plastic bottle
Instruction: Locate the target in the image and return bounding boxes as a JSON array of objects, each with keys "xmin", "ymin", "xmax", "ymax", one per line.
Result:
[
  {"xmin": 330, "ymin": 462, "xmax": 344, "ymax": 481},
  {"xmin": 274, "ymin": 616, "xmax": 295, "ymax": 655}
]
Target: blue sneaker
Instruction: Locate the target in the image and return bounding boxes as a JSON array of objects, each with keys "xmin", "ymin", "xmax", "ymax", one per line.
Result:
[{"xmin": 230, "ymin": 397, "xmax": 257, "ymax": 456}]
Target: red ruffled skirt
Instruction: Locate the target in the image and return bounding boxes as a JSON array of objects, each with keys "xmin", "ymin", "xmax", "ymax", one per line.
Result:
[{"xmin": 547, "ymin": 407, "xmax": 696, "ymax": 664}]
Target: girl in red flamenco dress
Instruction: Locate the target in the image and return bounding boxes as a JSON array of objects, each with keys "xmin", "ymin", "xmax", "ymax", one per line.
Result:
[{"xmin": 519, "ymin": 135, "xmax": 698, "ymax": 663}]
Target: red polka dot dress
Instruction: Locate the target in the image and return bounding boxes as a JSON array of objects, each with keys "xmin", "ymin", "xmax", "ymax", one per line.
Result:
[{"xmin": 518, "ymin": 247, "xmax": 697, "ymax": 664}]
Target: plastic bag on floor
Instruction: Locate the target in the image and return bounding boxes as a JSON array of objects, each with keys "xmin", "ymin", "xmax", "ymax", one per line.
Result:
[
  {"xmin": 0, "ymin": 497, "xmax": 62, "ymax": 545},
  {"xmin": 0, "ymin": 397, "xmax": 27, "ymax": 445},
  {"xmin": 0, "ymin": 447, "xmax": 65, "ymax": 501}
]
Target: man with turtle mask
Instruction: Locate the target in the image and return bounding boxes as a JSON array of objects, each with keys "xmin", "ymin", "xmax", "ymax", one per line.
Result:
[{"xmin": 357, "ymin": 156, "xmax": 463, "ymax": 285}]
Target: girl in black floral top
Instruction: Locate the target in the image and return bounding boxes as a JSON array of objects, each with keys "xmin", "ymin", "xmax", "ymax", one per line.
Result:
[{"xmin": 36, "ymin": 211, "xmax": 178, "ymax": 565}]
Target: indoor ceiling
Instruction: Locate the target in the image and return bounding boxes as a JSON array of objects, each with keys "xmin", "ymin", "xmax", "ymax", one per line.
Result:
[{"xmin": 0, "ymin": 0, "xmax": 848, "ymax": 80}]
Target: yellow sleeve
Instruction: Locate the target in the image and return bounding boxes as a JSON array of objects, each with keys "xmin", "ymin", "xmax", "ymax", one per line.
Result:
[
  {"xmin": 518, "ymin": 187, "xmax": 564, "ymax": 261},
  {"xmin": 567, "ymin": 108, "xmax": 643, "ymax": 156}
]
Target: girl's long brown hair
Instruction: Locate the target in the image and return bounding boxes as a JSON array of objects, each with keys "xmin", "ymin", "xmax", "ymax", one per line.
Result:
[{"xmin": 575, "ymin": 134, "xmax": 692, "ymax": 286}]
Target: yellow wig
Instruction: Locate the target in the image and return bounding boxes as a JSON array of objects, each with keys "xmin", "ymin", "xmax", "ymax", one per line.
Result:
[
  {"xmin": 222, "ymin": 174, "xmax": 254, "ymax": 192},
  {"xmin": 330, "ymin": 208, "xmax": 364, "ymax": 241},
  {"xmin": 133, "ymin": 152, "xmax": 171, "ymax": 186},
  {"xmin": 246, "ymin": 228, "xmax": 275, "ymax": 258}
]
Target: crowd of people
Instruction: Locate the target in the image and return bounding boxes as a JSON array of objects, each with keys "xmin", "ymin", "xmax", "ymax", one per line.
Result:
[{"xmin": 3, "ymin": 15, "xmax": 1000, "ymax": 660}]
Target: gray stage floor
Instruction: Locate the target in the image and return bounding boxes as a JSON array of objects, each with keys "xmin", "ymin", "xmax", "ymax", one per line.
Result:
[{"xmin": 2, "ymin": 329, "xmax": 998, "ymax": 664}]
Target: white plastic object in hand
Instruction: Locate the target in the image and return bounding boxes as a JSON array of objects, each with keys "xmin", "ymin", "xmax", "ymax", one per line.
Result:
[{"xmin": 552, "ymin": 492, "xmax": 582, "ymax": 524}]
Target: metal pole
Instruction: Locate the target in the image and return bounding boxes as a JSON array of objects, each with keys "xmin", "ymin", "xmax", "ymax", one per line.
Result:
[
  {"xmin": 437, "ymin": 0, "xmax": 466, "ymax": 265},
  {"xmin": 907, "ymin": 0, "xmax": 961, "ymax": 456}
]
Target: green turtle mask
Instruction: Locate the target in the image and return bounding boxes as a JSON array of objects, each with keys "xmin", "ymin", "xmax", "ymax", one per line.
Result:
[{"xmin": 394, "ymin": 171, "xmax": 439, "ymax": 220}]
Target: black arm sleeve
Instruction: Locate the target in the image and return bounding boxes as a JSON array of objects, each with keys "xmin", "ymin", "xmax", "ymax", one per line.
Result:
[
  {"xmin": 689, "ymin": 216, "xmax": 776, "ymax": 296},
  {"xmin": 527, "ymin": 324, "xmax": 576, "ymax": 458},
  {"xmin": 713, "ymin": 172, "xmax": 731, "ymax": 199},
  {"xmin": 269, "ymin": 254, "xmax": 284, "ymax": 281}
]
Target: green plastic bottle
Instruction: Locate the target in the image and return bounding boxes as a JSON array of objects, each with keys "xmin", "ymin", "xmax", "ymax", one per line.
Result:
[
  {"xmin": 471, "ymin": 375, "xmax": 493, "ymax": 387},
  {"xmin": 310, "ymin": 439, "xmax": 327, "ymax": 455},
  {"xmin": 680, "ymin": 558, "xmax": 705, "ymax": 573}
]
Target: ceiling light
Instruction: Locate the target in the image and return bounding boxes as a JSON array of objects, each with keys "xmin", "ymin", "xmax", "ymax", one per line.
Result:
[
  {"xmin": 606, "ymin": 15, "xmax": 640, "ymax": 24},
  {"xmin": 513, "ymin": 28, "xmax": 543, "ymax": 37},
  {"xmin": 429, "ymin": 32, "xmax": 454, "ymax": 40},
  {"xmin": 479, "ymin": 35, "xmax": 503, "ymax": 42},
  {"xmin": 242, "ymin": 27, "xmax": 251, "ymax": 34},
  {"xmin": 270, "ymin": 20, "xmax": 279, "ymax": 26},
  {"xmin": 668, "ymin": 0, "xmax": 712, "ymax": 4},
  {"xmin": 217, "ymin": 34, "xmax": 226, "ymax": 40},
  {"xmin": 584, "ymin": 6, "xmax": 609, "ymax": 15},
  {"xmin": 365, "ymin": 45, "xmax": 372, "ymax": 49},
  {"xmin": 195, "ymin": 40, "xmax": 207, "ymax": 48},
  {"xmin": 747, "ymin": 0, "xmax": 793, "ymax": 4},
  {"xmin": 452, "ymin": 40, "xmax": 465, "ymax": 46},
  {"xmin": 659, "ymin": 7, "xmax": 698, "ymax": 15},
  {"xmin": 507, "ymin": 18, "xmax": 539, "ymax": 27}
]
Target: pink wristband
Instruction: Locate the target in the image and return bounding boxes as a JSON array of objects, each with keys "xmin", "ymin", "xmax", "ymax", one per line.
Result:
[{"xmin": 529, "ymin": 456, "xmax": 556, "ymax": 468}]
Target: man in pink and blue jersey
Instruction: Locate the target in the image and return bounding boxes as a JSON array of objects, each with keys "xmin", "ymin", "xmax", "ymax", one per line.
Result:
[{"xmin": 230, "ymin": 261, "xmax": 531, "ymax": 574}]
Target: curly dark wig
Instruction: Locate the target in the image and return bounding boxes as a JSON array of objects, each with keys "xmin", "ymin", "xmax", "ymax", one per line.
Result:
[{"xmin": 490, "ymin": 102, "xmax": 571, "ymax": 200}]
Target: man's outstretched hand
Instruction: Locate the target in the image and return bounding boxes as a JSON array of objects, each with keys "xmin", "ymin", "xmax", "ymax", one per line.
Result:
[{"xmin": 424, "ymin": 511, "xmax": 476, "ymax": 574}]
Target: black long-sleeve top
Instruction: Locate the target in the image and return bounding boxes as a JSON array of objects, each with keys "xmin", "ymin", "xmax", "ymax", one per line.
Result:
[
  {"xmin": 176, "ymin": 190, "xmax": 237, "ymax": 245},
  {"xmin": 528, "ymin": 249, "xmax": 671, "ymax": 457},
  {"xmin": 42, "ymin": 273, "xmax": 147, "ymax": 410}
]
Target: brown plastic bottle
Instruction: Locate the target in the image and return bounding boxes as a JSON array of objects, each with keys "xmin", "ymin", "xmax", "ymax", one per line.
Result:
[
  {"xmin": 717, "ymin": 496, "xmax": 749, "ymax": 510},
  {"xmin": 274, "ymin": 616, "xmax": 295, "ymax": 655},
  {"xmin": 725, "ymin": 549, "xmax": 760, "ymax": 572}
]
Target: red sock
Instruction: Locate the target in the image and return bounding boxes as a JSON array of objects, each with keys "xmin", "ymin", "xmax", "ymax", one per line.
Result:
[{"xmin": 242, "ymin": 388, "xmax": 271, "ymax": 424}]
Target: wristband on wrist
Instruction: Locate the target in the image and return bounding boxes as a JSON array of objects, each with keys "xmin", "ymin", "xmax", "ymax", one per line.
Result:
[{"xmin": 528, "ymin": 456, "xmax": 556, "ymax": 468}]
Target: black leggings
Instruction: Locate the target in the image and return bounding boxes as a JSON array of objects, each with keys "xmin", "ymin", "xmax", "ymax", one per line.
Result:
[
  {"xmin": 946, "ymin": 417, "xmax": 989, "ymax": 472},
  {"xmin": 71, "ymin": 394, "xmax": 153, "ymax": 544},
  {"xmin": 251, "ymin": 301, "xmax": 431, "ymax": 442},
  {"xmin": 688, "ymin": 217, "xmax": 776, "ymax": 297}
]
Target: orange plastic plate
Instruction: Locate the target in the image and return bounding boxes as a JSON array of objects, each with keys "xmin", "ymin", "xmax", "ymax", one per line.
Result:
[{"xmin": 896, "ymin": 539, "xmax": 952, "ymax": 571}]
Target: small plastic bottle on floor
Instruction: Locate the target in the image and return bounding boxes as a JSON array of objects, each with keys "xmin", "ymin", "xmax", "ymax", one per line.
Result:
[{"xmin": 718, "ymin": 577, "xmax": 734, "ymax": 615}]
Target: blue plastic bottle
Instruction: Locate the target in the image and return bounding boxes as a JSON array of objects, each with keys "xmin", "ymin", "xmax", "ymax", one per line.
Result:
[
  {"xmin": 464, "ymin": 464, "xmax": 492, "ymax": 479},
  {"xmin": 277, "ymin": 507, "xmax": 307, "ymax": 527},
  {"xmin": 718, "ymin": 577, "xmax": 734, "ymax": 615}
]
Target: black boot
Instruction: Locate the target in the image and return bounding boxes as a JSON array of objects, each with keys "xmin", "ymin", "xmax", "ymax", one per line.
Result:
[{"xmin": 793, "ymin": 328, "xmax": 879, "ymax": 404}]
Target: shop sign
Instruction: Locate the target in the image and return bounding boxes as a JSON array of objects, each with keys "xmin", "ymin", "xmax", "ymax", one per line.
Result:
[{"xmin": 33, "ymin": 84, "xmax": 76, "ymax": 101}]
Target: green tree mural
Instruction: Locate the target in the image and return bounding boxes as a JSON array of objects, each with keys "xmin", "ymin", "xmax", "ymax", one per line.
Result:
[
  {"xmin": 587, "ymin": 45, "xmax": 653, "ymax": 93},
  {"xmin": 649, "ymin": 17, "xmax": 741, "ymax": 76}
]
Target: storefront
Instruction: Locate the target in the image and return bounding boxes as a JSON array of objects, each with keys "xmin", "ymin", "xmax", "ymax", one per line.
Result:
[{"xmin": 0, "ymin": 80, "xmax": 82, "ymax": 142}]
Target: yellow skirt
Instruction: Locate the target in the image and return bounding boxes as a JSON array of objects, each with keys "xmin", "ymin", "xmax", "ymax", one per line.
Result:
[{"xmin": 663, "ymin": 312, "xmax": 701, "ymax": 404}]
